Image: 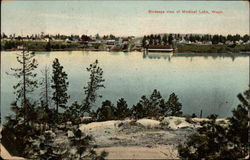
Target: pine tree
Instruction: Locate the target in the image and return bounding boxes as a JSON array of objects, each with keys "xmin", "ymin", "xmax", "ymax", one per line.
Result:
[
  {"xmin": 40, "ymin": 66, "xmax": 51, "ymax": 109},
  {"xmin": 178, "ymin": 88, "xmax": 250, "ymax": 159},
  {"xmin": 162, "ymin": 34, "xmax": 168, "ymax": 45},
  {"xmin": 115, "ymin": 98, "xmax": 130, "ymax": 119},
  {"xmin": 82, "ymin": 60, "xmax": 105, "ymax": 114},
  {"xmin": 69, "ymin": 129, "xmax": 108, "ymax": 159},
  {"xmin": 146, "ymin": 89, "xmax": 162, "ymax": 117},
  {"xmin": 142, "ymin": 36, "xmax": 147, "ymax": 47},
  {"xmin": 7, "ymin": 49, "xmax": 38, "ymax": 115},
  {"xmin": 166, "ymin": 93, "xmax": 182, "ymax": 116},
  {"xmin": 227, "ymin": 87, "xmax": 249, "ymax": 158},
  {"xmin": 96, "ymin": 100, "xmax": 116, "ymax": 121},
  {"xmin": 65, "ymin": 101, "xmax": 82, "ymax": 124},
  {"xmin": 178, "ymin": 114, "xmax": 231, "ymax": 160},
  {"xmin": 168, "ymin": 34, "xmax": 173, "ymax": 45},
  {"xmin": 51, "ymin": 58, "xmax": 69, "ymax": 113}
]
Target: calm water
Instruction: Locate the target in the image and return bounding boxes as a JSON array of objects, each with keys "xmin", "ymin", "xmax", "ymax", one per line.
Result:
[{"xmin": 1, "ymin": 51, "xmax": 249, "ymax": 120}]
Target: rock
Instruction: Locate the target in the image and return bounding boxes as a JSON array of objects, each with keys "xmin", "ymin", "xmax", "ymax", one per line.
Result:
[
  {"xmin": 45, "ymin": 130, "xmax": 56, "ymax": 138},
  {"xmin": 161, "ymin": 117, "xmax": 194, "ymax": 130},
  {"xmin": 67, "ymin": 130, "xmax": 74, "ymax": 138},
  {"xmin": 136, "ymin": 119, "xmax": 160, "ymax": 128}
]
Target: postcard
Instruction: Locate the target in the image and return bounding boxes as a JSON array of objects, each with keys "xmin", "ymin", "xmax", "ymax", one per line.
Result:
[{"xmin": 1, "ymin": 0, "xmax": 249, "ymax": 159}]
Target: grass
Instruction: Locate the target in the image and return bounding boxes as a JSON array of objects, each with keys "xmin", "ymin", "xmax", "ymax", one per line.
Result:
[{"xmin": 174, "ymin": 119, "xmax": 182, "ymax": 125}]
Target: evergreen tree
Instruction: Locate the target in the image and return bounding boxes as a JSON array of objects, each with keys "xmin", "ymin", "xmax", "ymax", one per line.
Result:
[
  {"xmin": 149, "ymin": 34, "xmax": 154, "ymax": 45},
  {"xmin": 51, "ymin": 58, "xmax": 69, "ymax": 113},
  {"xmin": 219, "ymin": 35, "xmax": 226, "ymax": 43},
  {"xmin": 40, "ymin": 66, "xmax": 51, "ymax": 109},
  {"xmin": 115, "ymin": 98, "xmax": 130, "ymax": 119},
  {"xmin": 142, "ymin": 36, "xmax": 147, "ymax": 47},
  {"xmin": 157, "ymin": 35, "xmax": 161, "ymax": 45},
  {"xmin": 69, "ymin": 129, "xmax": 108, "ymax": 159},
  {"xmin": 168, "ymin": 34, "xmax": 173, "ymax": 45},
  {"xmin": 82, "ymin": 60, "xmax": 105, "ymax": 114},
  {"xmin": 96, "ymin": 100, "xmax": 116, "ymax": 121},
  {"xmin": 153, "ymin": 35, "xmax": 158, "ymax": 45},
  {"xmin": 178, "ymin": 88, "xmax": 250, "ymax": 160},
  {"xmin": 227, "ymin": 88, "xmax": 249, "ymax": 158},
  {"xmin": 146, "ymin": 89, "xmax": 162, "ymax": 117},
  {"xmin": 178, "ymin": 114, "xmax": 231, "ymax": 160},
  {"xmin": 165, "ymin": 93, "xmax": 182, "ymax": 116},
  {"xmin": 189, "ymin": 34, "xmax": 195, "ymax": 42},
  {"xmin": 131, "ymin": 90, "xmax": 163, "ymax": 118},
  {"xmin": 65, "ymin": 101, "xmax": 82, "ymax": 124},
  {"xmin": 162, "ymin": 34, "xmax": 168, "ymax": 45},
  {"xmin": 2, "ymin": 102, "xmax": 43, "ymax": 157},
  {"xmin": 7, "ymin": 49, "xmax": 38, "ymax": 115},
  {"xmin": 95, "ymin": 33, "xmax": 100, "ymax": 40},
  {"xmin": 227, "ymin": 34, "xmax": 233, "ymax": 41},
  {"xmin": 159, "ymin": 99, "xmax": 171, "ymax": 116},
  {"xmin": 232, "ymin": 34, "xmax": 241, "ymax": 42},
  {"xmin": 242, "ymin": 34, "xmax": 250, "ymax": 42},
  {"xmin": 131, "ymin": 103, "xmax": 145, "ymax": 119}
]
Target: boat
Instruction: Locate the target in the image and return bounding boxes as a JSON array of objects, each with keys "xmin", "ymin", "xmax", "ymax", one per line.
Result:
[{"xmin": 146, "ymin": 45, "xmax": 174, "ymax": 53}]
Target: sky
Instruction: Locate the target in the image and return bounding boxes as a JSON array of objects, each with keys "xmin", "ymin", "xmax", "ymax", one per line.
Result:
[{"xmin": 1, "ymin": 0, "xmax": 249, "ymax": 36}]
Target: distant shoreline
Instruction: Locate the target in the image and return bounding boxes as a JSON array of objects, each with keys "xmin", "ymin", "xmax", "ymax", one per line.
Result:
[{"xmin": 2, "ymin": 49, "xmax": 250, "ymax": 56}]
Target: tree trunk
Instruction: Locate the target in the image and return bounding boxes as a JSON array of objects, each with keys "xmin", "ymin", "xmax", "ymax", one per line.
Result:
[{"xmin": 45, "ymin": 67, "xmax": 48, "ymax": 109}]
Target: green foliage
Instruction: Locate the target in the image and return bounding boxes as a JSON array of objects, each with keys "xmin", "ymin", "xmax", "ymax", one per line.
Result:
[
  {"xmin": 45, "ymin": 41, "xmax": 51, "ymax": 51},
  {"xmin": 131, "ymin": 90, "xmax": 161, "ymax": 119},
  {"xmin": 82, "ymin": 60, "xmax": 105, "ymax": 114},
  {"xmin": 24, "ymin": 130, "xmax": 65, "ymax": 160},
  {"xmin": 226, "ymin": 89, "xmax": 249, "ymax": 157},
  {"xmin": 64, "ymin": 101, "xmax": 82, "ymax": 124},
  {"xmin": 131, "ymin": 90, "xmax": 183, "ymax": 119},
  {"xmin": 96, "ymin": 100, "xmax": 116, "ymax": 121},
  {"xmin": 2, "ymin": 102, "xmax": 40, "ymax": 157},
  {"xmin": 147, "ymin": 89, "xmax": 162, "ymax": 116},
  {"xmin": 162, "ymin": 34, "xmax": 168, "ymax": 45},
  {"xmin": 177, "ymin": 44, "xmax": 250, "ymax": 53},
  {"xmin": 159, "ymin": 93, "xmax": 183, "ymax": 117},
  {"xmin": 51, "ymin": 58, "xmax": 69, "ymax": 113},
  {"xmin": 174, "ymin": 119, "xmax": 182, "ymax": 125},
  {"xmin": 168, "ymin": 34, "xmax": 173, "ymax": 45},
  {"xmin": 178, "ymin": 114, "xmax": 233, "ymax": 160},
  {"xmin": 8, "ymin": 50, "xmax": 38, "ymax": 103},
  {"xmin": 114, "ymin": 98, "xmax": 130, "ymax": 119},
  {"xmin": 2, "ymin": 40, "xmax": 21, "ymax": 50},
  {"xmin": 68, "ymin": 129, "xmax": 108, "ymax": 159},
  {"xmin": 178, "ymin": 88, "xmax": 250, "ymax": 160},
  {"xmin": 166, "ymin": 93, "xmax": 183, "ymax": 116}
]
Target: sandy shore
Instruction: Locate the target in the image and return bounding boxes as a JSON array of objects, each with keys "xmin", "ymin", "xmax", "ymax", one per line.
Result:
[
  {"xmin": 96, "ymin": 146, "xmax": 178, "ymax": 159},
  {"xmin": 79, "ymin": 116, "xmax": 225, "ymax": 159}
]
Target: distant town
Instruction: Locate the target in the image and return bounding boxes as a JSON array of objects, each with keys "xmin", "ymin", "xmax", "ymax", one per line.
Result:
[{"xmin": 1, "ymin": 32, "xmax": 250, "ymax": 53}]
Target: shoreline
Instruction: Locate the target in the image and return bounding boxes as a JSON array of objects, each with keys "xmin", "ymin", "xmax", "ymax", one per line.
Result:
[{"xmin": 2, "ymin": 49, "xmax": 250, "ymax": 55}]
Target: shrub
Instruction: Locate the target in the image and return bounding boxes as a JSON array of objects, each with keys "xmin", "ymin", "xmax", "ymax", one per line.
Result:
[
  {"xmin": 96, "ymin": 100, "xmax": 116, "ymax": 121},
  {"xmin": 178, "ymin": 88, "xmax": 250, "ymax": 160}
]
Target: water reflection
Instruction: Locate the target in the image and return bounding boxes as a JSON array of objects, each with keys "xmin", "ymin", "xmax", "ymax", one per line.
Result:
[
  {"xmin": 142, "ymin": 52, "xmax": 248, "ymax": 62},
  {"xmin": 143, "ymin": 52, "xmax": 173, "ymax": 61}
]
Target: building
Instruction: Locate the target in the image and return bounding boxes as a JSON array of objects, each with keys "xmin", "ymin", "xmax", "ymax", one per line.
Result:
[{"xmin": 147, "ymin": 45, "xmax": 173, "ymax": 52}]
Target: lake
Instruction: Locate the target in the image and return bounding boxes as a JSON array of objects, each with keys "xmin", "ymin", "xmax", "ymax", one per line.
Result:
[{"xmin": 1, "ymin": 51, "xmax": 249, "ymax": 120}]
